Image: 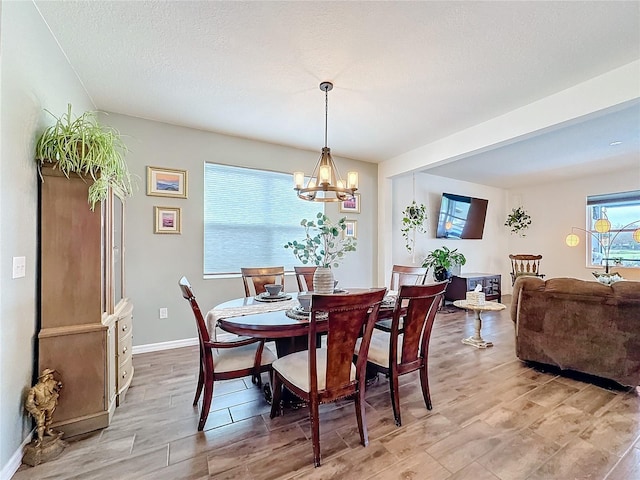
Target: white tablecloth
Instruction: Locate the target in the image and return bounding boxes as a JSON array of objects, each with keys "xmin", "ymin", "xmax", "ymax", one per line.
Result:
[{"xmin": 205, "ymin": 298, "xmax": 298, "ymax": 340}]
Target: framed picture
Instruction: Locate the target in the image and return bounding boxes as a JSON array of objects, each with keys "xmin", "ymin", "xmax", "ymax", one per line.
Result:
[
  {"xmin": 339, "ymin": 193, "xmax": 360, "ymax": 213},
  {"xmin": 154, "ymin": 206, "xmax": 182, "ymax": 234},
  {"xmin": 343, "ymin": 219, "xmax": 358, "ymax": 239},
  {"xmin": 147, "ymin": 166, "xmax": 188, "ymax": 198}
]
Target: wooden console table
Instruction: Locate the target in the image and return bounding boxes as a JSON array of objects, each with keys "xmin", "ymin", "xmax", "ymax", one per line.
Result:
[{"xmin": 445, "ymin": 273, "xmax": 501, "ymax": 303}]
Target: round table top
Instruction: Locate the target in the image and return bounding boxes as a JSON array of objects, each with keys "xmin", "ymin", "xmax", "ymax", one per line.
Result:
[
  {"xmin": 453, "ymin": 300, "xmax": 506, "ymax": 312},
  {"xmin": 212, "ymin": 289, "xmax": 394, "ymax": 339}
]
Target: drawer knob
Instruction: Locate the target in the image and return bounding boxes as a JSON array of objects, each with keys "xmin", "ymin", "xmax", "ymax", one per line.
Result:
[
  {"xmin": 122, "ymin": 324, "xmax": 128, "ymax": 332},
  {"xmin": 122, "ymin": 371, "xmax": 127, "ymax": 379},
  {"xmin": 122, "ymin": 346, "xmax": 127, "ymax": 354}
]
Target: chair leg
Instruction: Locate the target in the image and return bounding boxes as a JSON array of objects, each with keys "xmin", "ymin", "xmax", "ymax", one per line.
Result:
[
  {"xmin": 310, "ymin": 398, "xmax": 321, "ymax": 467},
  {"xmin": 389, "ymin": 370, "xmax": 402, "ymax": 426},
  {"xmin": 269, "ymin": 373, "xmax": 283, "ymax": 419},
  {"xmin": 354, "ymin": 386, "xmax": 369, "ymax": 447},
  {"xmin": 419, "ymin": 363, "xmax": 432, "ymax": 411},
  {"xmin": 198, "ymin": 376, "xmax": 214, "ymax": 431},
  {"xmin": 193, "ymin": 360, "xmax": 204, "ymax": 406}
]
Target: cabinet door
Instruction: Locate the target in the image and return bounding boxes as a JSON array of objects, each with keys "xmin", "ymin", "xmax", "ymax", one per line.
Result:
[{"xmin": 112, "ymin": 194, "xmax": 124, "ymax": 308}]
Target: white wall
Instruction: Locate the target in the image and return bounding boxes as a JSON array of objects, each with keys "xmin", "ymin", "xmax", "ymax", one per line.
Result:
[
  {"xmin": 506, "ymin": 168, "xmax": 640, "ymax": 283},
  {"xmin": 100, "ymin": 113, "xmax": 379, "ymax": 347},
  {"xmin": 0, "ymin": 1, "xmax": 94, "ymax": 475},
  {"xmin": 391, "ymin": 173, "xmax": 510, "ymax": 290}
]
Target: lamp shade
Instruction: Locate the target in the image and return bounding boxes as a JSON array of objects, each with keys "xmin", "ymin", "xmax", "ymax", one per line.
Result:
[
  {"xmin": 594, "ymin": 218, "xmax": 611, "ymax": 233},
  {"xmin": 565, "ymin": 233, "xmax": 580, "ymax": 247}
]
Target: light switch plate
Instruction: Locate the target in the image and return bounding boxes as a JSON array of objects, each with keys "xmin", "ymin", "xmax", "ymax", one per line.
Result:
[
  {"xmin": 12, "ymin": 256, "xmax": 26, "ymax": 279},
  {"xmin": 159, "ymin": 308, "xmax": 168, "ymax": 319}
]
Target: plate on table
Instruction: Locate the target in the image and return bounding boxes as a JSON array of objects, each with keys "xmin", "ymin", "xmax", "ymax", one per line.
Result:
[
  {"xmin": 255, "ymin": 292, "xmax": 292, "ymax": 302},
  {"xmin": 285, "ymin": 307, "xmax": 328, "ymax": 320}
]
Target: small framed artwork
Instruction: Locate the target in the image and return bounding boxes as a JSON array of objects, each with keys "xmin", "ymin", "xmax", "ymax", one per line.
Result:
[
  {"xmin": 147, "ymin": 166, "xmax": 188, "ymax": 198},
  {"xmin": 343, "ymin": 219, "xmax": 358, "ymax": 239},
  {"xmin": 154, "ymin": 206, "xmax": 182, "ymax": 234},
  {"xmin": 339, "ymin": 193, "xmax": 361, "ymax": 213}
]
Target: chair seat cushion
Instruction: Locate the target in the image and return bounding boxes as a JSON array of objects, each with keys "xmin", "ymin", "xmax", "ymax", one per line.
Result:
[
  {"xmin": 272, "ymin": 348, "xmax": 356, "ymax": 393},
  {"xmin": 356, "ymin": 330, "xmax": 403, "ymax": 367},
  {"xmin": 213, "ymin": 343, "xmax": 276, "ymax": 373}
]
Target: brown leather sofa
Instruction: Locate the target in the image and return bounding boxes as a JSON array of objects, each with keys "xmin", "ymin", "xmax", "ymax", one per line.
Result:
[{"xmin": 511, "ymin": 276, "xmax": 640, "ymax": 387}]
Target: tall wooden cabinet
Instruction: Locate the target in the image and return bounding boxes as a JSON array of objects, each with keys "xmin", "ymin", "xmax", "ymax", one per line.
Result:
[{"xmin": 38, "ymin": 166, "xmax": 133, "ymax": 437}]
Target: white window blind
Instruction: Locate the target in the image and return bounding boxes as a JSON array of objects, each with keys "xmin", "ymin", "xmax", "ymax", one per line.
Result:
[{"xmin": 204, "ymin": 163, "xmax": 323, "ymax": 274}]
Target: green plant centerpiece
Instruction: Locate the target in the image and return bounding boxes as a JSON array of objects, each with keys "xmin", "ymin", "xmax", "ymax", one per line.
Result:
[
  {"xmin": 285, "ymin": 213, "xmax": 356, "ymax": 293},
  {"xmin": 401, "ymin": 200, "xmax": 427, "ymax": 261},
  {"xmin": 35, "ymin": 104, "xmax": 133, "ymax": 210},
  {"xmin": 505, "ymin": 206, "xmax": 531, "ymax": 237},
  {"xmin": 421, "ymin": 246, "xmax": 466, "ymax": 281}
]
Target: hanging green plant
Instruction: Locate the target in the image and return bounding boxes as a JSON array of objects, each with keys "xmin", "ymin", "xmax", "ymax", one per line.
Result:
[
  {"xmin": 505, "ymin": 206, "xmax": 532, "ymax": 237},
  {"xmin": 401, "ymin": 200, "xmax": 427, "ymax": 254}
]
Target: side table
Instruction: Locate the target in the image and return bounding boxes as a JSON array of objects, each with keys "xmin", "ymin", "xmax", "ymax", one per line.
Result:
[{"xmin": 453, "ymin": 300, "xmax": 506, "ymax": 349}]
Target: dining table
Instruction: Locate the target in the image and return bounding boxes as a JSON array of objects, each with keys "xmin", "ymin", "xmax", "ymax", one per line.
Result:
[
  {"xmin": 206, "ymin": 289, "xmax": 397, "ymax": 405},
  {"xmin": 206, "ymin": 289, "xmax": 397, "ymax": 357}
]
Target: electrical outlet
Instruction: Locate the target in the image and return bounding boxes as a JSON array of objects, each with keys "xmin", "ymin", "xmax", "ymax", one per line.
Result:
[
  {"xmin": 12, "ymin": 256, "xmax": 26, "ymax": 279},
  {"xmin": 159, "ymin": 307, "xmax": 168, "ymax": 319}
]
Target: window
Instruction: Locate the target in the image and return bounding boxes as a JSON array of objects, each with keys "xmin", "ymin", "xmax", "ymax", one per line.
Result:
[
  {"xmin": 204, "ymin": 164, "xmax": 323, "ymax": 275},
  {"xmin": 586, "ymin": 190, "xmax": 640, "ymax": 268}
]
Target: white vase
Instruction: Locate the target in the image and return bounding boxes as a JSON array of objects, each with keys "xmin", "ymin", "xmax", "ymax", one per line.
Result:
[{"xmin": 313, "ymin": 267, "xmax": 334, "ymax": 294}]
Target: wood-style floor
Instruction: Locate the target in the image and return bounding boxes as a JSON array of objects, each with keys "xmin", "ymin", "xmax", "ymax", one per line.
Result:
[{"xmin": 14, "ymin": 298, "xmax": 640, "ymax": 479}]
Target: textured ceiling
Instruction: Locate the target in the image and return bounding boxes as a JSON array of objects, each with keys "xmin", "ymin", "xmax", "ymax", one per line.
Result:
[{"xmin": 34, "ymin": 1, "xmax": 640, "ymax": 186}]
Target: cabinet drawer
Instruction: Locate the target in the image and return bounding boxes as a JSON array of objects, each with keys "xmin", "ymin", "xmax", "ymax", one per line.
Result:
[
  {"xmin": 118, "ymin": 354, "xmax": 134, "ymax": 388},
  {"xmin": 118, "ymin": 314, "xmax": 133, "ymax": 341},
  {"xmin": 118, "ymin": 331, "xmax": 133, "ymax": 363}
]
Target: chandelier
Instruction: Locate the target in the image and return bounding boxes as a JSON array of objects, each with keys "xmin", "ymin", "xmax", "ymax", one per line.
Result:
[{"xmin": 293, "ymin": 82, "xmax": 358, "ymax": 202}]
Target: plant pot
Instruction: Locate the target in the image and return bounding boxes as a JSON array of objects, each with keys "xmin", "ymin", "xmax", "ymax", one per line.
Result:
[
  {"xmin": 313, "ymin": 267, "xmax": 334, "ymax": 294},
  {"xmin": 433, "ymin": 266, "xmax": 450, "ymax": 282}
]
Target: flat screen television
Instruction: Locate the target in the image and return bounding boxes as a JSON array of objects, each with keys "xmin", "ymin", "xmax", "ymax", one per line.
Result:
[{"xmin": 436, "ymin": 192, "xmax": 488, "ymax": 239}]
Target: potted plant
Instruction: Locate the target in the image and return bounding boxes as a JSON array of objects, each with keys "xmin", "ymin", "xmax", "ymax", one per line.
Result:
[
  {"xmin": 35, "ymin": 104, "xmax": 133, "ymax": 210},
  {"xmin": 421, "ymin": 246, "xmax": 466, "ymax": 281},
  {"xmin": 400, "ymin": 200, "xmax": 427, "ymax": 261},
  {"xmin": 505, "ymin": 206, "xmax": 531, "ymax": 237},
  {"xmin": 285, "ymin": 213, "xmax": 356, "ymax": 293}
]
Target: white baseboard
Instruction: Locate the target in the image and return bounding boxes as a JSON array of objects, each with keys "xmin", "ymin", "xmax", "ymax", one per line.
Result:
[
  {"xmin": 132, "ymin": 337, "xmax": 198, "ymax": 355},
  {"xmin": 1, "ymin": 430, "xmax": 33, "ymax": 480}
]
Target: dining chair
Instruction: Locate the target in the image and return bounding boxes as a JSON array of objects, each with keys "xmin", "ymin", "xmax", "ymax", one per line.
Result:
[
  {"xmin": 294, "ymin": 265, "xmax": 316, "ymax": 292},
  {"xmin": 269, "ymin": 288, "xmax": 387, "ymax": 467},
  {"xmin": 509, "ymin": 254, "xmax": 545, "ymax": 286},
  {"xmin": 389, "ymin": 264, "xmax": 428, "ymax": 291},
  {"xmin": 179, "ymin": 276, "xmax": 277, "ymax": 431},
  {"xmin": 358, "ymin": 282, "xmax": 447, "ymax": 426},
  {"xmin": 241, "ymin": 266, "xmax": 285, "ymax": 297}
]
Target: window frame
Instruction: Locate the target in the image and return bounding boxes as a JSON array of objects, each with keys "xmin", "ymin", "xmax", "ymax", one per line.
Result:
[{"xmin": 586, "ymin": 190, "xmax": 640, "ymax": 269}]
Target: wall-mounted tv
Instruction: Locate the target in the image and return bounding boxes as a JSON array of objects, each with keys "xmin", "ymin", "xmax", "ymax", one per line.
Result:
[{"xmin": 436, "ymin": 193, "xmax": 488, "ymax": 239}]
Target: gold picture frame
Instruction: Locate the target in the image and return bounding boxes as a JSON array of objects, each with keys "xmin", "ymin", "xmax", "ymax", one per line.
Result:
[
  {"xmin": 147, "ymin": 166, "xmax": 188, "ymax": 198},
  {"xmin": 154, "ymin": 206, "xmax": 182, "ymax": 234},
  {"xmin": 343, "ymin": 219, "xmax": 358, "ymax": 239},
  {"xmin": 339, "ymin": 193, "xmax": 360, "ymax": 213}
]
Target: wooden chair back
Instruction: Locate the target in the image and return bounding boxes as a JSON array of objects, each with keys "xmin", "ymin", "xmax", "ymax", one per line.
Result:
[
  {"xmin": 309, "ymin": 289, "xmax": 386, "ymax": 400},
  {"xmin": 270, "ymin": 288, "xmax": 386, "ymax": 466},
  {"xmin": 241, "ymin": 266, "xmax": 285, "ymax": 296},
  {"xmin": 390, "ymin": 265, "xmax": 428, "ymax": 291},
  {"xmin": 294, "ymin": 266, "xmax": 316, "ymax": 292},
  {"xmin": 179, "ymin": 276, "xmax": 273, "ymax": 431},
  {"xmin": 509, "ymin": 254, "xmax": 545, "ymax": 285},
  {"xmin": 377, "ymin": 281, "xmax": 448, "ymax": 426}
]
